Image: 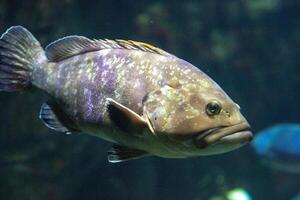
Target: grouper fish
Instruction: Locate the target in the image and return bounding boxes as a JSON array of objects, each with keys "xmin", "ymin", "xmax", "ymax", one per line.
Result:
[{"xmin": 0, "ymin": 26, "xmax": 253, "ymax": 162}]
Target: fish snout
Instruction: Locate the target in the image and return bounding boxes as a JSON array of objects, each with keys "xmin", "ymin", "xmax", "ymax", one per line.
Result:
[{"xmin": 194, "ymin": 122, "xmax": 253, "ymax": 149}]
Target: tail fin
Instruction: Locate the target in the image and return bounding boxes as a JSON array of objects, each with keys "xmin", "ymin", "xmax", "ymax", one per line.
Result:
[{"xmin": 0, "ymin": 26, "xmax": 46, "ymax": 92}]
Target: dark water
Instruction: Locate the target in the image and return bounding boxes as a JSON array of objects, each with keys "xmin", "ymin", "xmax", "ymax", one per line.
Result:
[{"xmin": 0, "ymin": 1, "xmax": 299, "ymax": 199}]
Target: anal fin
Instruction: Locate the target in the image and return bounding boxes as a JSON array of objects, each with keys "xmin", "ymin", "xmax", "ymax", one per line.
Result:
[
  {"xmin": 108, "ymin": 145, "xmax": 148, "ymax": 163},
  {"xmin": 39, "ymin": 103, "xmax": 78, "ymax": 134}
]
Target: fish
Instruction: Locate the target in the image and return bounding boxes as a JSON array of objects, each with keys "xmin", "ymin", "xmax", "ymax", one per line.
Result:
[
  {"xmin": 252, "ymin": 124, "xmax": 300, "ymax": 173},
  {"xmin": 291, "ymin": 193, "xmax": 300, "ymax": 200},
  {"xmin": 0, "ymin": 26, "xmax": 252, "ymax": 163}
]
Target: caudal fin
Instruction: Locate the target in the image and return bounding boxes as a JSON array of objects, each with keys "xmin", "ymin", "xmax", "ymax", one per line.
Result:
[{"xmin": 0, "ymin": 26, "xmax": 46, "ymax": 92}]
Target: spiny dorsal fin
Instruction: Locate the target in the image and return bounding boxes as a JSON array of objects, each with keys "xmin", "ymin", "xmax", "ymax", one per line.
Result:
[
  {"xmin": 39, "ymin": 103, "xmax": 78, "ymax": 134},
  {"xmin": 108, "ymin": 145, "xmax": 148, "ymax": 163},
  {"xmin": 45, "ymin": 36, "xmax": 172, "ymax": 62},
  {"xmin": 115, "ymin": 39, "xmax": 171, "ymax": 56}
]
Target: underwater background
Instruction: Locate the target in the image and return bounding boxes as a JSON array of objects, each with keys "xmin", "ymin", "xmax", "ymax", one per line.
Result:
[{"xmin": 0, "ymin": 0, "xmax": 299, "ymax": 199}]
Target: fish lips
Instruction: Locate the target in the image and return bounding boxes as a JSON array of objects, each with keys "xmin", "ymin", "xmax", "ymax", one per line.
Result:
[{"xmin": 194, "ymin": 122, "xmax": 253, "ymax": 149}]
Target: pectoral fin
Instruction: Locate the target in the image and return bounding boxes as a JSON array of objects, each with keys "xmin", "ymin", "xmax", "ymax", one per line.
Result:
[
  {"xmin": 108, "ymin": 145, "xmax": 148, "ymax": 163},
  {"xmin": 106, "ymin": 98, "xmax": 147, "ymax": 134}
]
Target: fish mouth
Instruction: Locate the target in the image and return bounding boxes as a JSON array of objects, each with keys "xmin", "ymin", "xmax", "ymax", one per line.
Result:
[{"xmin": 194, "ymin": 122, "xmax": 253, "ymax": 149}]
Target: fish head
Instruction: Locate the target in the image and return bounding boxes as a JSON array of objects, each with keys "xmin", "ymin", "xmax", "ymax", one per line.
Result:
[{"xmin": 142, "ymin": 81, "xmax": 253, "ymax": 156}]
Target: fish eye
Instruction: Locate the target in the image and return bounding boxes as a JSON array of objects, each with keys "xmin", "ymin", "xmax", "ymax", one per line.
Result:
[{"xmin": 206, "ymin": 101, "xmax": 221, "ymax": 116}]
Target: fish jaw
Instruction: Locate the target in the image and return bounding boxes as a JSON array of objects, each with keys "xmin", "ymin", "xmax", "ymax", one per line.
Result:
[{"xmin": 193, "ymin": 122, "xmax": 253, "ymax": 153}]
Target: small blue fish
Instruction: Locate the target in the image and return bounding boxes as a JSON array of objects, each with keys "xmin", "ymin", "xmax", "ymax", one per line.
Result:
[
  {"xmin": 252, "ymin": 124, "xmax": 300, "ymax": 173},
  {"xmin": 291, "ymin": 193, "xmax": 300, "ymax": 200}
]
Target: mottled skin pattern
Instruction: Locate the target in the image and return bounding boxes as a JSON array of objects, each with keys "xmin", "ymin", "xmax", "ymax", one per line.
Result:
[
  {"xmin": 33, "ymin": 48, "xmax": 248, "ymax": 158},
  {"xmin": 0, "ymin": 26, "xmax": 252, "ymax": 160}
]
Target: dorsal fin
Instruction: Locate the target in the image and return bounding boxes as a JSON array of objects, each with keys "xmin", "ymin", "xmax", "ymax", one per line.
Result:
[
  {"xmin": 45, "ymin": 36, "xmax": 95, "ymax": 62},
  {"xmin": 45, "ymin": 36, "xmax": 172, "ymax": 62},
  {"xmin": 115, "ymin": 40, "xmax": 171, "ymax": 56}
]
